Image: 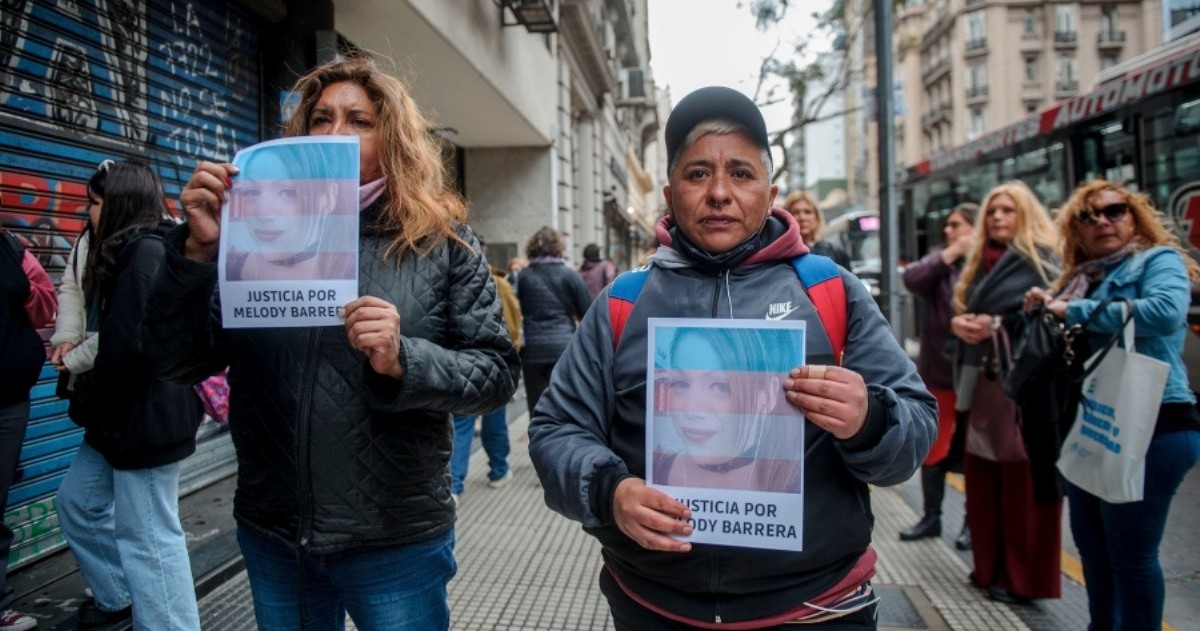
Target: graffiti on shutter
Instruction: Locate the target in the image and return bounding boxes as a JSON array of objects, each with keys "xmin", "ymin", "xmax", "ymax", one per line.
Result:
[{"xmin": 0, "ymin": 0, "xmax": 260, "ymax": 569}]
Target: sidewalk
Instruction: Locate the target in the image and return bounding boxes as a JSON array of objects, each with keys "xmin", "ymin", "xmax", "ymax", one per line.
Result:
[
  {"xmin": 12, "ymin": 402, "xmax": 1195, "ymax": 630},
  {"xmin": 198, "ymin": 409, "xmax": 1087, "ymax": 631}
]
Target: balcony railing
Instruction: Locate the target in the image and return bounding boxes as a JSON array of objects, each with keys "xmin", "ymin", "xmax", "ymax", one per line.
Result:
[
  {"xmin": 965, "ymin": 38, "xmax": 988, "ymax": 55},
  {"xmin": 1056, "ymin": 79, "xmax": 1079, "ymax": 94},
  {"xmin": 966, "ymin": 85, "xmax": 989, "ymax": 101},
  {"xmin": 1098, "ymin": 30, "xmax": 1126, "ymax": 49},
  {"xmin": 922, "ymin": 57, "xmax": 951, "ymax": 85},
  {"xmin": 921, "ymin": 103, "xmax": 954, "ymax": 128},
  {"xmin": 1054, "ymin": 30, "xmax": 1078, "ymax": 47}
]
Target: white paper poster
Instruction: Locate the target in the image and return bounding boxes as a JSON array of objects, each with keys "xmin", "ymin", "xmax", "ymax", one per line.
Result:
[
  {"xmin": 646, "ymin": 318, "xmax": 808, "ymax": 552},
  {"xmin": 218, "ymin": 137, "xmax": 360, "ymax": 328}
]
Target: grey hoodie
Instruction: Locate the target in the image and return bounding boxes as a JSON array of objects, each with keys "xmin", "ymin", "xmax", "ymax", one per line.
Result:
[{"xmin": 528, "ymin": 211, "xmax": 936, "ymax": 625}]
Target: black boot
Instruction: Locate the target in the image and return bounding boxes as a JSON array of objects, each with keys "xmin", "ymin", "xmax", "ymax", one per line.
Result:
[
  {"xmin": 955, "ymin": 523, "xmax": 972, "ymax": 551},
  {"xmin": 900, "ymin": 513, "xmax": 941, "ymax": 540},
  {"xmin": 900, "ymin": 467, "xmax": 945, "ymax": 541}
]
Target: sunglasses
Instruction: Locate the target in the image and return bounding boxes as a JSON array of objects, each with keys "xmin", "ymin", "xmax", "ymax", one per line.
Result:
[
  {"xmin": 96, "ymin": 159, "xmax": 115, "ymax": 173},
  {"xmin": 1076, "ymin": 202, "xmax": 1129, "ymax": 225}
]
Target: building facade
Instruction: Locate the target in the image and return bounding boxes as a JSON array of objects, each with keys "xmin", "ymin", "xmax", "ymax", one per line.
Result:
[{"xmin": 900, "ymin": 0, "xmax": 1161, "ymax": 170}]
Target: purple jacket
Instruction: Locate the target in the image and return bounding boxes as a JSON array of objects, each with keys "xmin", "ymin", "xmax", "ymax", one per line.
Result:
[
  {"xmin": 579, "ymin": 259, "xmax": 617, "ymax": 299},
  {"xmin": 902, "ymin": 250, "xmax": 960, "ymax": 390}
]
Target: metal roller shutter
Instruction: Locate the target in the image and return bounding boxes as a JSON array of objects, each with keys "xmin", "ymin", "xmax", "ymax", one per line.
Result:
[{"xmin": 0, "ymin": 0, "xmax": 261, "ymax": 569}]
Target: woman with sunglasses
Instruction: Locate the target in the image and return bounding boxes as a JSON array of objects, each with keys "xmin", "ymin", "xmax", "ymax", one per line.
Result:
[
  {"xmin": 1025, "ymin": 180, "xmax": 1200, "ymax": 630},
  {"xmin": 949, "ymin": 181, "xmax": 1060, "ymax": 605}
]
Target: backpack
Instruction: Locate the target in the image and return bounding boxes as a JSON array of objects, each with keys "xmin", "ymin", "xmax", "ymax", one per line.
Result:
[{"xmin": 608, "ymin": 254, "xmax": 848, "ymax": 364}]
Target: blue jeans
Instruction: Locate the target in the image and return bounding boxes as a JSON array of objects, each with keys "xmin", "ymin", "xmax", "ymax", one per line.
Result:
[
  {"xmin": 237, "ymin": 526, "xmax": 457, "ymax": 631},
  {"xmin": 57, "ymin": 442, "xmax": 199, "ymax": 630},
  {"xmin": 1067, "ymin": 429, "xmax": 1200, "ymax": 631},
  {"xmin": 450, "ymin": 407, "xmax": 510, "ymax": 495}
]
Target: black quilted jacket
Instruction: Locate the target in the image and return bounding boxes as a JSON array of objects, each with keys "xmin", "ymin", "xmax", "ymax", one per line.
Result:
[{"xmin": 142, "ymin": 202, "xmax": 520, "ymax": 553}]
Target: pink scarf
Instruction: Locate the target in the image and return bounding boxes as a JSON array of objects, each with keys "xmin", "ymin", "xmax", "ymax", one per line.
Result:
[
  {"xmin": 1058, "ymin": 241, "xmax": 1138, "ymax": 300},
  {"xmin": 359, "ymin": 178, "xmax": 386, "ymax": 210}
]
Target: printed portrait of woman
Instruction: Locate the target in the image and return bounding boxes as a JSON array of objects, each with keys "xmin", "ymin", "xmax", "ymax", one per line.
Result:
[
  {"xmin": 650, "ymin": 325, "xmax": 805, "ymax": 494},
  {"xmin": 225, "ymin": 142, "xmax": 358, "ymax": 282}
]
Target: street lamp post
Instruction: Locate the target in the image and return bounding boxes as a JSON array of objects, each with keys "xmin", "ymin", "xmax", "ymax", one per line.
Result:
[{"xmin": 875, "ymin": 0, "xmax": 902, "ymax": 341}]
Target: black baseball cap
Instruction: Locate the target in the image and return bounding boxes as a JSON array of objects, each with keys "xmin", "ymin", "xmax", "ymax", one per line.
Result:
[{"xmin": 664, "ymin": 86, "xmax": 770, "ymax": 170}]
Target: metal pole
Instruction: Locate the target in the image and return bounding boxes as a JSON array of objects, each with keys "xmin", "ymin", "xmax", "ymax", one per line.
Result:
[{"xmin": 874, "ymin": 0, "xmax": 901, "ymax": 340}]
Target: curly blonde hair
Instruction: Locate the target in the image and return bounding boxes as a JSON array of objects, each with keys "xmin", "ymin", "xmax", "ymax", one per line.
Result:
[
  {"xmin": 283, "ymin": 54, "xmax": 467, "ymax": 260},
  {"xmin": 1051, "ymin": 180, "xmax": 1200, "ymax": 292},
  {"xmin": 953, "ymin": 181, "xmax": 1059, "ymax": 313}
]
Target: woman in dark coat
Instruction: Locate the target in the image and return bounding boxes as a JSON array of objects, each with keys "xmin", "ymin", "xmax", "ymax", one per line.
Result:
[
  {"xmin": 783, "ymin": 190, "xmax": 851, "ymax": 268},
  {"xmin": 516, "ymin": 227, "xmax": 591, "ymax": 415},
  {"xmin": 950, "ymin": 181, "xmax": 1060, "ymax": 605},
  {"xmin": 57, "ymin": 161, "xmax": 204, "ymax": 630},
  {"xmin": 143, "ymin": 55, "xmax": 519, "ymax": 629},
  {"xmin": 899, "ymin": 202, "xmax": 976, "ymax": 546}
]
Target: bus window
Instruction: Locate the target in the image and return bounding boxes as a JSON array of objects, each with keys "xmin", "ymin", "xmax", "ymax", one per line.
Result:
[
  {"xmin": 1078, "ymin": 118, "xmax": 1137, "ymax": 186},
  {"xmin": 1144, "ymin": 95, "xmax": 1200, "ymax": 213}
]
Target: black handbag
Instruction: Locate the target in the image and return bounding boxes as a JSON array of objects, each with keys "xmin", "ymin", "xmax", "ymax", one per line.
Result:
[{"xmin": 1003, "ymin": 307, "xmax": 1089, "ymax": 407}]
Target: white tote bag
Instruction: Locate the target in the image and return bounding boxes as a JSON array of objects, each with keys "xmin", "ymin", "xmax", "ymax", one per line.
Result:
[{"xmin": 1057, "ymin": 304, "xmax": 1169, "ymax": 503}]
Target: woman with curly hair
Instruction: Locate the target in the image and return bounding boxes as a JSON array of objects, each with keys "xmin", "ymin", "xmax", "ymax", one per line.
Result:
[
  {"xmin": 1025, "ymin": 180, "xmax": 1200, "ymax": 630},
  {"xmin": 949, "ymin": 180, "xmax": 1061, "ymax": 605},
  {"xmin": 143, "ymin": 54, "xmax": 519, "ymax": 629},
  {"xmin": 516, "ymin": 227, "xmax": 591, "ymax": 415}
]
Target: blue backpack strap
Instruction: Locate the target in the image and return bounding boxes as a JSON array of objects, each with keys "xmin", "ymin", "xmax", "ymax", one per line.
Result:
[
  {"xmin": 608, "ymin": 267, "xmax": 651, "ymax": 349},
  {"xmin": 792, "ymin": 254, "xmax": 848, "ymax": 365}
]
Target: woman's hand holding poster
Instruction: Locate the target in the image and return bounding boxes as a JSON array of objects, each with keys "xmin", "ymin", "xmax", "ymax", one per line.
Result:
[
  {"xmin": 218, "ymin": 137, "xmax": 360, "ymax": 328},
  {"xmin": 646, "ymin": 319, "xmax": 807, "ymax": 552}
]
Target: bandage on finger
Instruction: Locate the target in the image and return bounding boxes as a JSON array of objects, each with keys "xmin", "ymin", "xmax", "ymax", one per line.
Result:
[{"xmin": 808, "ymin": 365, "xmax": 827, "ymax": 380}]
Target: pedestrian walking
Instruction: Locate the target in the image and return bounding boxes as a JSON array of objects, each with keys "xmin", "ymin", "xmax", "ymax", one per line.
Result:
[
  {"xmin": 579, "ymin": 243, "xmax": 617, "ymax": 299},
  {"xmin": 899, "ymin": 203, "xmax": 977, "ymax": 548},
  {"xmin": 451, "ymin": 234, "xmax": 522, "ymax": 505},
  {"xmin": 55, "ymin": 160, "xmax": 204, "ymax": 630},
  {"xmin": 515, "ymin": 227, "xmax": 591, "ymax": 415},
  {"xmin": 529, "ymin": 86, "xmax": 936, "ymax": 629},
  {"xmin": 950, "ymin": 181, "xmax": 1061, "ymax": 605},
  {"xmin": 142, "ymin": 54, "xmax": 519, "ymax": 631},
  {"xmin": 0, "ymin": 227, "xmax": 56, "ymax": 631},
  {"xmin": 1026, "ymin": 179, "xmax": 1200, "ymax": 629}
]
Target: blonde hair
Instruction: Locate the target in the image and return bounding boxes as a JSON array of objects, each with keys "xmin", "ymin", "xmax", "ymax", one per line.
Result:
[
  {"xmin": 1051, "ymin": 180, "xmax": 1200, "ymax": 292},
  {"xmin": 953, "ymin": 181, "xmax": 1059, "ymax": 313},
  {"xmin": 783, "ymin": 190, "xmax": 824, "ymax": 241},
  {"xmin": 283, "ymin": 54, "xmax": 467, "ymax": 260}
]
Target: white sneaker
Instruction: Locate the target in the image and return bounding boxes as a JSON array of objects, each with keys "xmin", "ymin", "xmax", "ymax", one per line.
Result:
[
  {"xmin": 488, "ymin": 471, "xmax": 513, "ymax": 489},
  {"xmin": 0, "ymin": 609, "xmax": 37, "ymax": 631}
]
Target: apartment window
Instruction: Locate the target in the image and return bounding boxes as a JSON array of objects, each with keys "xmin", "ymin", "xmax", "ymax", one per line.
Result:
[
  {"xmin": 1026, "ymin": 104, "xmax": 1038, "ymax": 114},
  {"xmin": 968, "ymin": 62, "xmax": 987, "ymax": 90},
  {"xmin": 1055, "ymin": 5, "xmax": 1075, "ymax": 34},
  {"xmin": 1101, "ymin": 54, "xmax": 1119, "ymax": 70},
  {"xmin": 969, "ymin": 108, "xmax": 986, "ymax": 138},
  {"xmin": 1058, "ymin": 56, "xmax": 1077, "ymax": 82},
  {"xmin": 967, "ymin": 10, "xmax": 986, "ymax": 43},
  {"xmin": 1024, "ymin": 9, "xmax": 1036, "ymax": 35},
  {"xmin": 1101, "ymin": 6, "xmax": 1116, "ymax": 35},
  {"xmin": 1024, "ymin": 57, "xmax": 1038, "ymax": 83}
]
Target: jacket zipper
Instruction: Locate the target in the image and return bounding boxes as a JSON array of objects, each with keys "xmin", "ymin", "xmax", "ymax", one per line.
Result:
[
  {"xmin": 295, "ymin": 328, "xmax": 321, "ymax": 549},
  {"xmin": 710, "ymin": 270, "xmax": 729, "ymax": 318}
]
